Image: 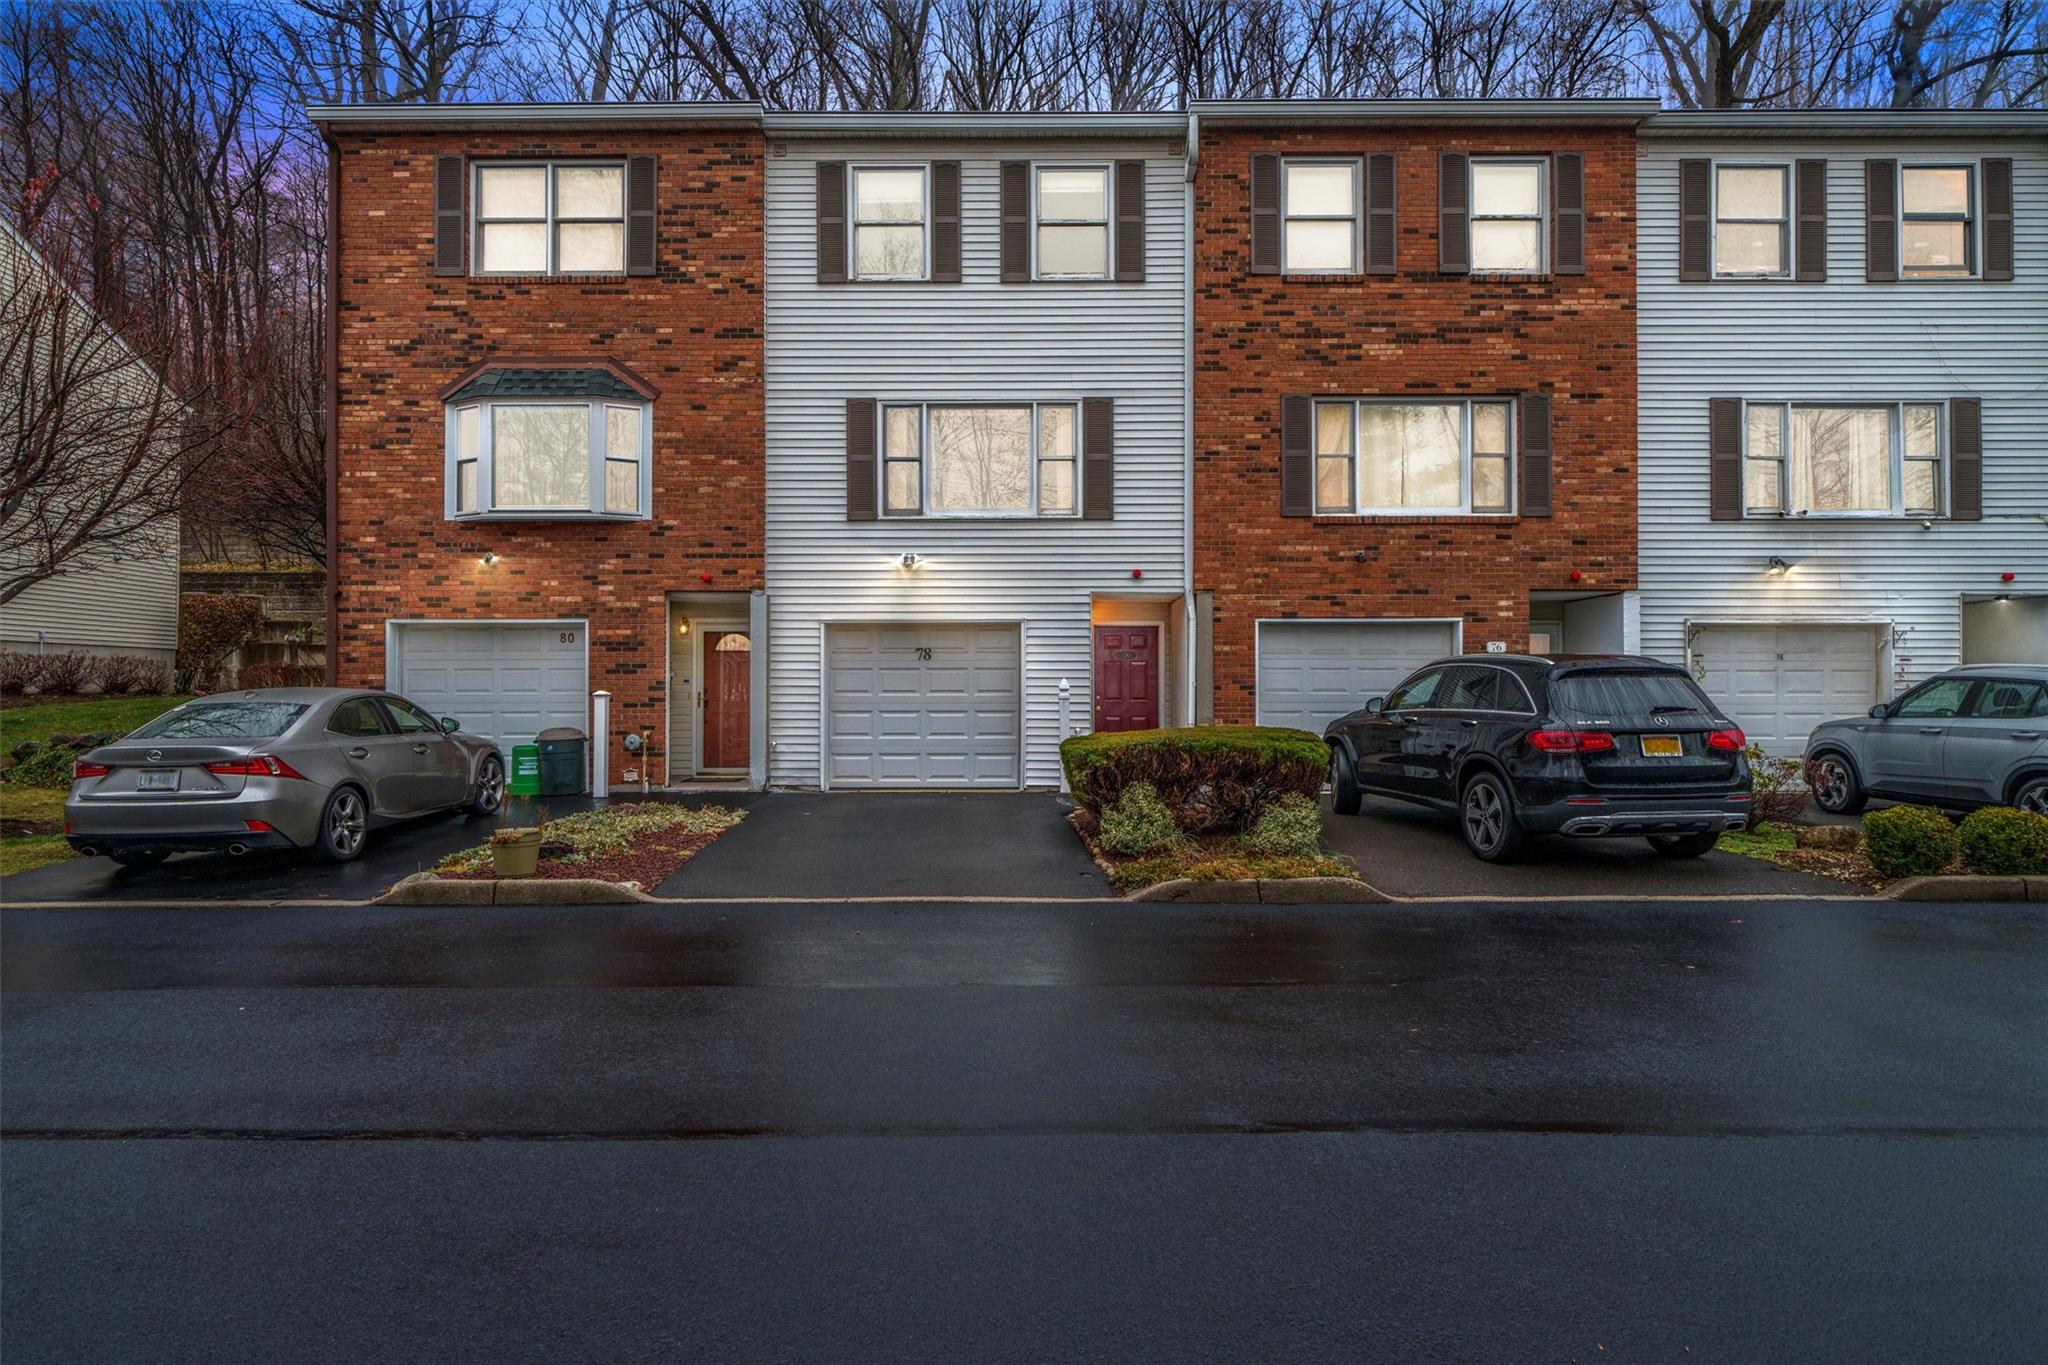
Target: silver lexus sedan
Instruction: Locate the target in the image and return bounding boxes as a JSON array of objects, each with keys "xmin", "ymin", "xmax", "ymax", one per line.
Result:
[
  {"xmin": 65, "ymin": 688, "xmax": 507, "ymax": 867},
  {"xmin": 1805, "ymin": 665, "xmax": 2048, "ymax": 816}
]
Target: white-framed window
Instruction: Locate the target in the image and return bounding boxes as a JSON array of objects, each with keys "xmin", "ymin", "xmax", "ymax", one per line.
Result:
[
  {"xmin": 1714, "ymin": 163, "xmax": 1789, "ymax": 277},
  {"xmin": 1313, "ymin": 398, "xmax": 1516, "ymax": 516},
  {"xmin": 879, "ymin": 402, "xmax": 1079, "ymax": 518},
  {"xmin": 472, "ymin": 162, "xmax": 624, "ymax": 275},
  {"xmin": 1900, "ymin": 164, "xmax": 1976, "ymax": 278},
  {"xmin": 445, "ymin": 397, "xmax": 651, "ymax": 520},
  {"xmin": 1034, "ymin": 165, "xmax": 1110, "ymax": 279},
  {"xmin": 1282, "ymin": 159, "xmax": 1360, "ymax": 274},
  {"xmin": 1469, "ymin": 157, "xmax": 1546, "ymax": 273},
  {"xmin": 851, "ymin": 164, "xmax": 928, "ymax": 280},
  {"xmin": 1741, "ymin": 401, "xmax": 1946, "ymax": 518}
]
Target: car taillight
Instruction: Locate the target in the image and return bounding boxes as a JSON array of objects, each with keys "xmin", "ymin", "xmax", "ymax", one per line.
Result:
[
  {"xmin": 203, "ymin": 755, "xmax": 306, "ymax": 779},
  {"xmin": 1528, "ymin": 729, "xmax": 1617, "ymax": 754},
  {"xmin": 73, "ymin": 760, "xmax": 112, "ymax": 779},
  {"xmin": 1706, "ymin": 728, "xmax": 1746, "ymax": 753}
]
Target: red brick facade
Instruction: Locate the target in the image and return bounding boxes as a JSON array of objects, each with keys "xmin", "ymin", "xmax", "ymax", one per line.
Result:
[
  {"xmin": 329, "ymin": 126, "xmax": 764, "ymax": 781},
  {"xmin": 1193, "ymin": 123, "xmax": 1638, "ymax": 723}
]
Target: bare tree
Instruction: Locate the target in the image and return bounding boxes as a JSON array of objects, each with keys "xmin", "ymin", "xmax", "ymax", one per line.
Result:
[{"xmin": 1881, "ymin": 0, "xmax": 2048, "ymax": 107}]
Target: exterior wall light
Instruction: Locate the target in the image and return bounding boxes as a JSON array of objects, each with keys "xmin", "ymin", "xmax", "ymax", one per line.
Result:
[
  {"xmin": 900, "ymin": 553, "xmax": 922, "ymax": 570},
  {"xmin": 479, "ymin": 552, "xmax": 499, "ymax": 567},
  {"xmin": 676, "ymin": 617, "xmax": 691, "ymax": 638},
  {"xmin": 1766, "ymin": 557, "xmax": 1792, "ymax": 576}
]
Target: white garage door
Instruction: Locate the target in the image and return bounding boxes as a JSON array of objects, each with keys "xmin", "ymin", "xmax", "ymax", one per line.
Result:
[
  {"xmin": 1256, "ymin": 620, "xmax": 1459, "ymax": 735},
  {"xmin": 390, "ymin": 621, "xmax": 588, "ymax": 756},
  {"xmin": 1692, "ymin": 623, "xmax": 1882, "ymax": 758},
  {"xmin": 827, "ymin": 624, "xmax": 1020, "ymax": 788}
]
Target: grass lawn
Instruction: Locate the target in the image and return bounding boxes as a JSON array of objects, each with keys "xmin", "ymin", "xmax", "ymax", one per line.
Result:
[
  {"xmin": 0, "ymin": 694, "xmax": 190, "ymax": 877},
  {"xmin": 1717, "ymin": 822, "xmax": 1797, "ymax": 860}
]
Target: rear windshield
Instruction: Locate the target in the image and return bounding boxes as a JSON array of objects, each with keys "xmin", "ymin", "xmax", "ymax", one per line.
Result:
[
  {"xmin": 128, "ymin": 702, "xmax": 309, "ymax": 741},
  {"xmin": 1549, "ymin": 670, "xmax": 1714, "ymax": 722}
]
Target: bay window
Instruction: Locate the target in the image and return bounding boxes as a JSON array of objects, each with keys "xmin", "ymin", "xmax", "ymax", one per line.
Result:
[
  {"xmin": 1741, "ymin": 401, "xmax": 1946, "ymax": 517},
  {"xmin": 473, "ymin": 163, "xmax": 624, "ymax": 275},
  {"xmin": 880, "ymin": 402, "xmax": 1079, "ymax": 517},
  {"xmin": 445, "ymin": 382, "xmax": 650, "ymax": 520},
  {"xmin": 1314, "ymin": 398, "xmax": 1515, "ymax": 515}
]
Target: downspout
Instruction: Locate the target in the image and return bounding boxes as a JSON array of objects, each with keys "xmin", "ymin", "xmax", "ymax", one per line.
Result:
[
  {"xmin": 1182, "ymin": 112, "xmax": 1199, "ymax": 725},
  {"xmin": 321, "ymin": 127, "xmax": 342, "ymax": 687}
]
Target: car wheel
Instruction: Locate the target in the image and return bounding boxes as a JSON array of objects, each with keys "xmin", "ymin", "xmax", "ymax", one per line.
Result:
[
  {"xmin": 316, "ymin": 786, "xmax": 368, "ymax": 863},
  {"xmin": 109, "ymin": 850, "xmax": 169, "ymax": 870},
  {"xmin": 466, "ymin": 754, "xmax": 505, "ymax": 817},
  {"xmin": 1459, "ymin": 772, "xmax": 1526, "ymax": 863},
  {"xmin": 1329, "ymin": 748, "xmax": 1362, "ymax": 816},
  {"xmin": 2013, "ymin": 775, "xmax": 2048, "ymax": 816},
  {"xmin": 1647, "ymin": 830, "xmax": 1721, "ymax": 859},
  {"xmin": 1809, "ymin": 753, "xmax": 1867, "ymax": 815}
]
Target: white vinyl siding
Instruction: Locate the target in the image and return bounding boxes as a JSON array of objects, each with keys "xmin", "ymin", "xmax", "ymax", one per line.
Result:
[
  {"xmin": 1638, "ymin": 140, "xmax": 2048, "ymax": 693},
  {"xmin": 768, "ymin": 140, "xmax": 1187, "ymax": 788}
]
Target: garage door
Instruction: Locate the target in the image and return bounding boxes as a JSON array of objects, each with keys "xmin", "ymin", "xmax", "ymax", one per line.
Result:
[
  {"xmin": 1692, "ymin": 623, "xmax": 1882, "ymax": 758},
  {"xmin": 1256, "ymin": 620, "xmax": 1459, "ymax": 735},
  {"xmin": 390, "ymin": 621, "xmax": 587, "ymax": 757},
  {"xmin": 826, "ymin": 624, "xmax": 1020, "ymax": 788}
]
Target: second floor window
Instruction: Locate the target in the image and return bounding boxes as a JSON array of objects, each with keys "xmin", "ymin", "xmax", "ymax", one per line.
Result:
[
  {"xmin": 1901, "ymin": 165, "xmax": 1974, "ymax": 277},
  {"xmin": 1743, "ymin": 401, "xmax": 1945, "ymax": 518},
  {"xmin": 1315, "ymin": 399, "xmax": 1515, "ymax": 516},
  {"xmin": 1036, "ymin": 166, "xmax": 1110, "ymax": 278},
  {"xmin": 1283, "ymin": 160, "xmax": 1359, "ymax": 273},
  {"xmin": 1715, "ymin": 164, "xmax": 1788, "ymax": 276},
  {"xmin": 1469, "ymin": 158, "xmax": 1545, "ymax": 272},
  {"xmin": 881, "ymin": 402, "xmax": 1079, "ymax": 517},
  {"xmin": 474, "ymin": 163, "xmax": 624, "ymax": 275},
  {"xmin": 853, "ymin": 166, "xmax": 927, "ymax": 280}
]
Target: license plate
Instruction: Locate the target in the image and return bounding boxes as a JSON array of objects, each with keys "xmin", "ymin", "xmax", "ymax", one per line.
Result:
[
  {"xmin": 1641, "ymin": 736, "xmax": 1683, "ymax": 758},
  {"xmin": 137, "ymin": 769, "xmax": 179, "ymax": 791}
]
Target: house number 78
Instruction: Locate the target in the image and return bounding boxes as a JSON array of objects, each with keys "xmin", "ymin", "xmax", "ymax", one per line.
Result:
[{"xmin": 914, "ymin": 647, "xmax": 933, "ymax": 661}]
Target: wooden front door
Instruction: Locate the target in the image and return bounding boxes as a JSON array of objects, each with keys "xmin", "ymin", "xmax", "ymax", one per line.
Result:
[
  {"xmin": 703, "ymin": 631, "xmax": 751, "ymax": 770},
  {"xmin": 1093, "ymin": 625, "xmax": 1160, "ymax": 732}
]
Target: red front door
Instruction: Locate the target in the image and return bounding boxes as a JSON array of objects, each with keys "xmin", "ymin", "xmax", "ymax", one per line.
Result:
[
  {"xmin": 1093, "ymin": 625, "xmax": 1160, "ymax": 732},
  {"xmin": 703, "ymin": 631, "xmax": 751, "ymax": 770}
]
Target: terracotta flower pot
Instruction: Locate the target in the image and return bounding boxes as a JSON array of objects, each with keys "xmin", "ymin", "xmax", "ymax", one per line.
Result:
[{"xmin": 490, "ymin": 829, "xmax": 543, "ymax": 878}]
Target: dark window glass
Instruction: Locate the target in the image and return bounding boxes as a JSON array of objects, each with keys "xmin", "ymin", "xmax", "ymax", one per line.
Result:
[
  {"xmin": 1385, "ymin": 667, "xmax": 1445, "ymax": 711},
  {"xmin": 1895, "ymin": 678, "xmax": 1975, "ymax": 720},
  {"xmin": 329, "ymin": 698, "xmax": 394, "ymax": 738},
  {"xmin": 1435, "ymin": 666, "xmax": 1502, "ymax": 711},
  {"xmin": 1964, "ymin": 680, "xmax": 2047, "ymax": 720},
  {"xmin": 1550, "ymin": 670, "xmax": 1715, "ymax": 722},
  {"xmin": 128, "ymin": 702, "xmax": 309, "ymax": 740},
  {"xmin": 381, "ymin": 698, "xmax": 441, "ymax": 734}
]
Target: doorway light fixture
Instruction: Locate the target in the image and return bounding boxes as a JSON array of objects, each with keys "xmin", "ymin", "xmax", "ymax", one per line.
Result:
[
  {"xmin": 675, "ymin": 617, "xmax": 691, "ymax": 638},
  {"xmin": 478, "ymin": 552, "xmax": 499, "ymax": 567},
  {"xmin": 1765, "ymin": 556, "xmax": 1792, "ymax": 576},
  {"xmin": 900, "ymin": 552, "xmax": 923, "ymax": 570}
]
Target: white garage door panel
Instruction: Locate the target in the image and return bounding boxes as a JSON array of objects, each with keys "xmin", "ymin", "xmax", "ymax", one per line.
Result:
[
  {"xmin": 828, "ymin": 624, "xmax": 1021, "ymax": 788},
  {"xmin": 391, "ymin": 622, "xmax": 587, "ymax": 758},
  {"xmin": 1694, "ymin": 624, "xmax": 1881, "ymax": 758},
  {"xmin": 1257, "ymin": 621, "xmax": 1459, "ymax": 735}
]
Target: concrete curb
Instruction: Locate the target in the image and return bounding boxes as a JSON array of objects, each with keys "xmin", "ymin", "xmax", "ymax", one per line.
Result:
[
  {"xmin": 375, "ymin": 873, "xmax": 658, "ymax": 906},
  {"xmin": 1885, "ymin": 874, "xmax": 2048, "ymax": 902},
  {"xmin": 1127, "ymin": 876, "xmax": 1390, "ymax": 904}
]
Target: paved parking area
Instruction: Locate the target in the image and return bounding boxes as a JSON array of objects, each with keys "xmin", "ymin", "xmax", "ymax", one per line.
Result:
[{"xmin": 1320, "ymin": 795, "xmax": 1860, "ymax": 898}]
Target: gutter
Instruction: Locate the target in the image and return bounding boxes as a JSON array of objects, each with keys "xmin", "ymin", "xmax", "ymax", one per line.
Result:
[
  {"xmin": 306, "ymin": 101, "xmax": 764, "ymax": 130},
  {"xmin": 1642, "ymin": 108, "xmax": 2048, "ymax": 139},
  {"xmin": 1189, "ymin": 98, "xmax": 1661, "ymax": 127},
  {"xmin": 322, "ymin": 127, "xmax": 341, "ymax": 688},
  {"xmin": 1182, "ymin": 110, "xmax": 1197, "ymax": 724},
  {"xmin": 762, "ymin": 110, "xmax": 1187, "ymax": 140}
]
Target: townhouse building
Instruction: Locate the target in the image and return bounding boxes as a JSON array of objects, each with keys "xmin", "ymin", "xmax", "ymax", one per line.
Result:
[
  {"xmin": 1186, "ymin": 100, "xmax": 1657, "ymax": 735},
  {"xmin": 310, "ymin": 102, "xmax": 769, "ymax": 789},
  {"xmin": 761, "ymin": 113, "xmax": 1191, "ymax": 788},
  {"xmin": 1635, "ymin": 109, "xmax": 2048, "ymax": 756}
]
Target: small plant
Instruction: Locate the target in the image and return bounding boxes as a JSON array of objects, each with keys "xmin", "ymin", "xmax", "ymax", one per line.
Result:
[
  {"xmin": 95, "ymin": 654, "xmax": 174, "ymax": 696},
  {"xmin": 1861, "ymin": 804, "xmax": 1959, "ymax": 880},
  {"xmin": 1241, "ymin": 793, "xmax": 1324, "ymax": 857},
  {"xmin": 1743, "ymin": 742, "xmax": 1809, "ymax": 830},
  {"xmin": 1957, "ymin": 806, "xmax": 2048, "ymax": 876},
  {"xmin": 1098, "ymin": 781, "xmax": 1183, "ymax": 857},
  {"xmin": 1061, "ymin": 725, "xmax": 1327, "ymax": 833}
]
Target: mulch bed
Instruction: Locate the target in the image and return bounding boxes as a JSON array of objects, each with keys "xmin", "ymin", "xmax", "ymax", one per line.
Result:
[
  {"xmin": 1068, "ymin": 807, "xmax": 1354, "ymax": 895},
  {"xmin": 1773, "ymin": 847, "xmax": 1891, "ymax": 892},
  {"xmin": 440, "ymin": 829, "xmax": 726, "ymax": 888}
]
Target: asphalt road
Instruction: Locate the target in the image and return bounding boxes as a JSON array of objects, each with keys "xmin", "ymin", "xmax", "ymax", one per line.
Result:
[{"xmin": 5, "ymin": 898, "xmax": 2045, "ymax": 1362}]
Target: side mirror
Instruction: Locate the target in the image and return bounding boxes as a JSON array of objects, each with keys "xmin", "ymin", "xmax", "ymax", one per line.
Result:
[
  {"xmin": 1365, "ymin": 697, "xmax": 1385, "ymax": 716},
  {"xmin": 440, "ymin": 716, "xmax": 460, "ymax": 733},
  {"xmin": 1867, "ymin": 704, "xmax": 1889, "ymax": 720}
]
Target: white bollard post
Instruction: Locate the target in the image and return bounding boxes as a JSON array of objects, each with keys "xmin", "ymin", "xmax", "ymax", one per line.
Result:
[
  {"xmin": 1057, "ymin": 677, "xmax": 1071, "ymax": 793},
  {"xmin": 590, "ymin": 690, "xmax": 611, "ymax": 799}
]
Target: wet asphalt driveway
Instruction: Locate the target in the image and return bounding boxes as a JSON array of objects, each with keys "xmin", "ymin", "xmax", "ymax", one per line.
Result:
[{"xmin": 4, "ymin": 896, "xmax": 2045, "ymax": 1361}]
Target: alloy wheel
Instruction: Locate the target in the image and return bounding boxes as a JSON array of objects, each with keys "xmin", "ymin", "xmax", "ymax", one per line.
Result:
[
  {"xmin": 477, "ymin": 758, "xmax": 505, "ymax": 813},
  {"xmin": 329, "ymin": 790, "xmax": 366, "ymax": 857},
  {"xmin": 1463, "ymin": 781, "xmax": 1504, "ymax": 853},
  {"xmin": 2018, "ymin": 781, "xmax": 2048, "ymax": 816},
  {"xmin": 1813, "ymin": 758, "xmax": 1852, "ymax": 810}
]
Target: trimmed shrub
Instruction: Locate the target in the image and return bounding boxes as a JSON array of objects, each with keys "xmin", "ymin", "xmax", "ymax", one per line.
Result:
[
  {"xmin": 1861, "ymin": 804, "xmax": 1959, "ymax": 880},
  {"xmin": 1744, "ymin": 742, "xmax": 1809, "ymax": 830},
  {"xmin": 1098, "ymin": 782, "xmax": 1183, "ymax": 857},
  {"xmin": 97, "ymin": 654, "xmax": 174, "ymax": 696},
  {"xmin": 1242, "ymin": 793, "xmax": 1324, "ymax": 857},
  {"xmin": 1958, "ymin": 806, "xmax": 2048, "ymax": 876},
  {"xmin": 1061, "ymin": 725, "xmax": 1327, "ymax": 833},
  {"xmin": 177, "ymin": 593, "xmax": 264, "ymax": 691}
]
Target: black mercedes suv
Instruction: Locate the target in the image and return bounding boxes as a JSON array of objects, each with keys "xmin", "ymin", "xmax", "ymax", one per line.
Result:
[{"xmin": 1324, "ymin": 655, "xmax": 1755, "ymax": 862}]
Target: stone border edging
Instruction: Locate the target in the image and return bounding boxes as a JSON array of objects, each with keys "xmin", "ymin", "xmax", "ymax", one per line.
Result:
[
  {"xmin": 1885, "ymin": 874, "xmax": 2048, "ymax": 902},
  {"xmin": 1126, "ymin": 876, "xmax": 1389, "ymax": 903},
  {"xmin": 376, "ymin": 872, "xmax": 657, "ymax": 906}
]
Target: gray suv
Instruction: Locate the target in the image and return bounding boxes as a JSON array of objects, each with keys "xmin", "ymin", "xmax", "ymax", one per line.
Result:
[{"xmin": 1805, "ymin": 666, "xmax": 2048, "ymax": 816}]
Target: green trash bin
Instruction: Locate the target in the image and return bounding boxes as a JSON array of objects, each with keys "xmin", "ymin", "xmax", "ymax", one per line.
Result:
[
  {"xmin": 536, "ymin": 727, "xmax": 588, "ymax": 797},
  {"xmin": 508, "ymin": 744, "xmax": 542, "ymax": 798}
]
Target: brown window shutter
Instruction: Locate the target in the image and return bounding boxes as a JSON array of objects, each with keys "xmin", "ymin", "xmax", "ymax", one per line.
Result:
[
  {"xmin": 846, "ymin": 399, "xmax": 877, "ymax": 521},
  {"xmin": 1949, "ymin": 398, "xmax": 1983, "ymax": 521},
  {"xmin": 1708, "ymin": 397, "xmax": 1743, "ymax": 521},
  {"xmin": 1865, "ymin": 159, "xmax": 1898, "ymax": 283},
  {"xmin": 1677, "ymin": 158, "xmax": 1710, "ymax": 282},
  {"xmin": 1280, "ymin": 395, "xmax": 1312, "ymax": 516},
  {"xmin": 1794, "ymin": 158, "xmax": 1827, "ymax": 282},
  {"xmin": 1365, "ymin": 152, "xmax": 1396, "ymax": 275},
  {"xmin": 1250, "ymin": 153, "xmax": 1280, "ymax": 275},
  {"xmin": 1519, "ymin": 393, "xmax": 1553, "ymax": 516},
  {"xmin": 1983, "ymin": 158, "xmax": 2014, "ymax": 283},
  {"xmin": 434, "ymin": 154, "xmax": 465, "ymax": 276},
  {"xmin": 816, "ymin": 162, "xmax": 847, "ymax": 284},
  {"xmin": 1082, "ymin": 398, "xmax": 1115, "ymax": 520},
  {"xmin": 1000, "ymin": 160, "xmax": 1029, "ymax": 283},
  {"xmin": 1114, "ymin": 160, "xmax": 1146, "ymax": 282},
  {"xmin": 626, "ymin": 154, "xmax": 657, "ymax": 276},
  {"xmin": 1552, "ymin": 152, "xmax": 1585, "ymax": 276},
  {"xmin": 1438, "ymin": 151, "xmax": 1470, "ymax": 273},
  {"xmin": 930, "ymin": 161, "xmax": 961, "ymax": 283}
]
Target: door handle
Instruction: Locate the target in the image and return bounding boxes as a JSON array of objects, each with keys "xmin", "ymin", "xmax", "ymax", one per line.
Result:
[
  {"xmin": 347, "ymin": 747, "xmax": 369, "ymax": 759},
  {"xmin": 413, "ymin": 743, "xmax": 430, "ymax": 753},
  {"xmin": 2016, "ymin": 733, "xmax": 2037, "ymax": 741},
  {"xmin": 1917, "ymin": 728, "xmax": 1943, "ymax": 735},
  {"xmin": 1459, "ymin": 718, "xmax": 1478, "ymax": 727}
]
